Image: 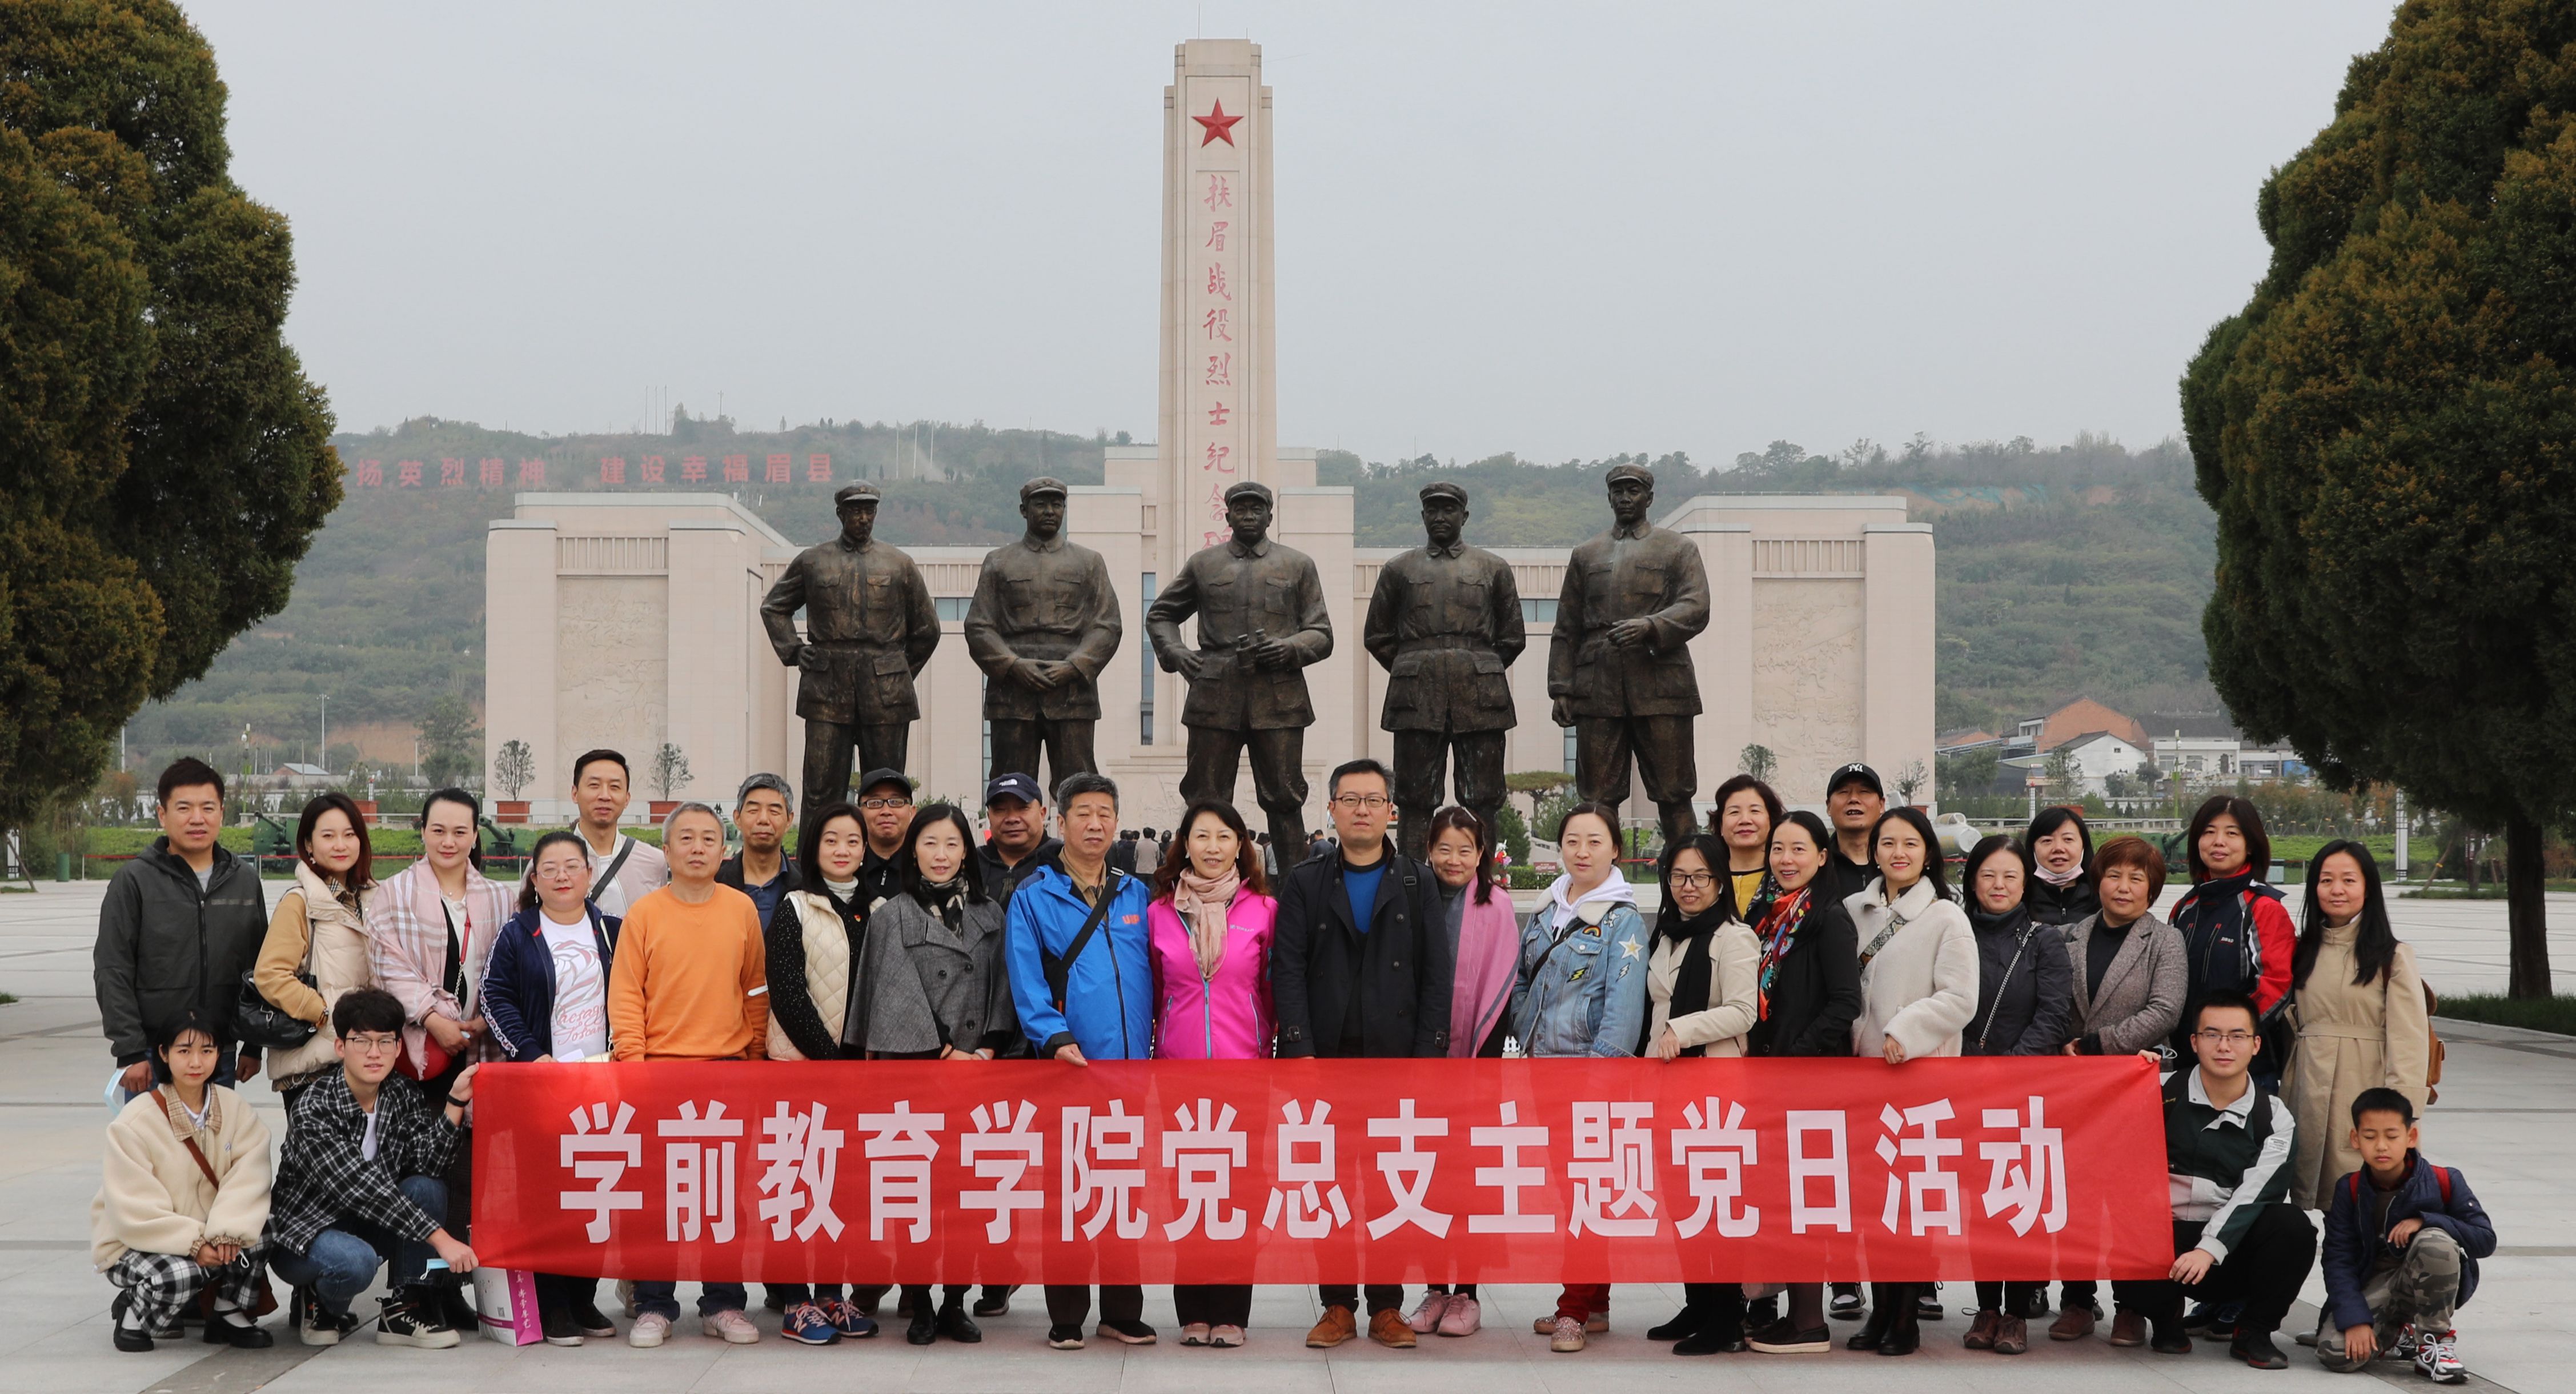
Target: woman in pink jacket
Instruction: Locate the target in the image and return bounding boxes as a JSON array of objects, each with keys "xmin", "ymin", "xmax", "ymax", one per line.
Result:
[{"xmin": 1147, "ymin": 798, "xmax": 1277, "ymax": 1347}]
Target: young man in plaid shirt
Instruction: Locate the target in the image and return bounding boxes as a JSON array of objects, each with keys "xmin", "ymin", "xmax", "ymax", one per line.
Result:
[{"xmin": 264, "ymin": 988, "xmax": 480, "ymax": 1347}]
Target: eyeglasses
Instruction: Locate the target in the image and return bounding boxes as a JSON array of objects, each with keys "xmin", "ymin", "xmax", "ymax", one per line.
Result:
[
  {"xmin": 1332, "ymin": 794, "xmax": 1393, "ymax": 810},
  {"xmin": 344, "ymin": 1034, "xmax": 403, "ymax": 1055},
  {"xmin": 2192, "ymin": 1030, "xmax": 2256, "ymax": 1047},
  {"xmin": 1668, "ymin": 871, "xmax": 1716, "ymax": 890},
  {"xmin": 860, "ymin": 796, "xmax": 912, "ymax": 811}
]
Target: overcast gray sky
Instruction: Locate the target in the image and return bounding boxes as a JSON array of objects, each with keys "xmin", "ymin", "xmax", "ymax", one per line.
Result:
[{"xmin": 185, "ymin": 1, "xmax": 2398, "ymax": 465}]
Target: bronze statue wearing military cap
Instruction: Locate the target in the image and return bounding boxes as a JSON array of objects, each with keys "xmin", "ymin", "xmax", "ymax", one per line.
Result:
[
  {"xmin": 1549, "ymin": 464, "xmax": 1710, "ymax": 851},
  {"xmin": 963, "ymin": 476, "xmax": 1121, "ymax": 794},
  {"xmin": 1365, "ymin": 482, "xmax": 1526, "ymax": 858},
  {"xmin": 760, "ymin": 480, "xmax": 941, "ymax": 830},
  {"xmin": 1146, "ymin": 478, "xmax": 1333, "ymax": 864}
]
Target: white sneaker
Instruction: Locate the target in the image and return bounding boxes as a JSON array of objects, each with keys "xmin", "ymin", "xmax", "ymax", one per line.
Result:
[
  {"xmin": 1408, "ymin": 1292, "xmax": 1451, "ymax": 1335},
  {"xmin": 703, "ymin": 1309, "xmax": 760, "ymax": 1344},
  {"xmin": 628, "ymin": 1312, "xmax": 671, "ymax": 1348},
  {"xmin": 2415, "ymin": 1328, "xmax": 2467, "ymax": 1384}
]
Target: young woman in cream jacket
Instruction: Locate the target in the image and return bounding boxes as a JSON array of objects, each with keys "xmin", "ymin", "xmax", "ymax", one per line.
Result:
[
  {"xmin": 1840, "ymin": 806, "xmax": 1977, "ymax": 1357},
  {"xmin": 93, "ymin": 1012, "xmax": 274, "ymax": 1353},
  {"xmin": 252, "ymin": 793, "xmax": 378, "ymax": 1097}
]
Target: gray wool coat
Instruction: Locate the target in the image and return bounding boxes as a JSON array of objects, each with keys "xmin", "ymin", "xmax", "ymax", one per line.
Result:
[
  {"xmin": 860, "ymin": 891, "xmax": 1018, "ymax": 1057},
  {"xmin": 2061, "ymin": 910, "xmax": 2189, "ymax": 1056}
]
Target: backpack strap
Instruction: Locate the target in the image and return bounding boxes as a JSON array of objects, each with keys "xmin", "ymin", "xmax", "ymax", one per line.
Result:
[
  {"xmin": 2435, "ymin": 1164, "xmax": 2453, "ymax": 1207},
  {"xmin": 1041, "ymin": 870, "xmax": 1125, "ymax": 1011}
]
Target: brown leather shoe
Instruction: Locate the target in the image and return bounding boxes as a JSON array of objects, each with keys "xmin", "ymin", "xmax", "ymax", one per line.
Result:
[
  {"xmin": 1306, "ymin": 1305, "xmax": 1357, "ymax": 1349},
  {"xmin": 2049, "ymin": 1305, "xmax": 2097, "ymax": 1342},
  {"xmin": 1964, "ymin": 1309, "xmax": 2000, "ymax": 1349},
  {"xmin": 2108, "ymin": 1309, "xmax": 2148, "ymax": 1348},
  {"xmin": 1367, "ymin": 1308, "xmax": 1417, "ymax": 1349},
  {"xmin": 1992, "ymin": 1315, "xmax": 2029, "ymax": 1355}
]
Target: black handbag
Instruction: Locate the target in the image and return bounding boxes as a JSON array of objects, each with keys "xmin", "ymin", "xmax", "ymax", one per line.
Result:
[{"xmin": 232, "ymin": 967, "xmax": 316, "ymax": 1051}]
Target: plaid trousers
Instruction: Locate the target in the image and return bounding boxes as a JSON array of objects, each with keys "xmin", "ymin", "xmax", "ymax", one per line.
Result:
[{"xmin": 107, "ymin": 1246, "xmax": 265, "ymax": 1329}]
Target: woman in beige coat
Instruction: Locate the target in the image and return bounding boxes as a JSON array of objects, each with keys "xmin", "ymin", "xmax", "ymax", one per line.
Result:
[
  {"xmin": 252, "ymin": 793, "xmax": 378, "ymax": 1098},
  {"xmin": 2284, "ymin": 842, "xmax": 2428, "ymax": 1209},
  {"xmin": 1842, "ymin": 807, "xmax": 1977, "ymax": 1357},
  {"xmin": 93, "ymin": 1011, "xmax": 273, "ymax": 1352}
]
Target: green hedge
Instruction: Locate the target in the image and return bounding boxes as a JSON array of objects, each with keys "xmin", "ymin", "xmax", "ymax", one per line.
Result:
[{"xmin": 2435, "ymin": 994, "xmax": 2576, "ymax": 1036}]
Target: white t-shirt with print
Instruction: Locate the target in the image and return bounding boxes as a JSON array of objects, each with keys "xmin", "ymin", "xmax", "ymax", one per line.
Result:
[{"xmin": 539, "ymin": 909, "xmax": 609, "ymax": 1061}]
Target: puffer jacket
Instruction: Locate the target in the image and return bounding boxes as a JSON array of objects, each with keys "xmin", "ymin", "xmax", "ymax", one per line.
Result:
[
  {"xmin": 1511, "ymin": 874, "xmax": 1651, "ymax": 1058},
  {"xmin": 94, "ymin": 841, "xmax": 268, "ymax": 1068},
  {"xmin": 256, "ymin": 863, "xmax": 377, "ymax": 1087},
  {"xmin": 1148, "ymin": 890, "xmax": 1278, "ymax": 1059}
]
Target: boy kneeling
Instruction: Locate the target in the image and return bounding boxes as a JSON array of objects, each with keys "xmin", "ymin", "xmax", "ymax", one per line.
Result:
[
  {"xmin": 2114, "ymin": 990, "xmax": 2317, "ymax": 1368},
  {"xmin": 264, "ymin": 988, "xmax": 479, "ymax": 1347},
  {"xmin": 2317, "ymin": 1087, "xmax": 2495, "ymax": 1384}
]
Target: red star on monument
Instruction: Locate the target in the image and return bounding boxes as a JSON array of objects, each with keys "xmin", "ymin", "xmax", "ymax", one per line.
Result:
[{"xmin": 1195, "ymin": 98, "xmax": 1241, "ymax": 147}]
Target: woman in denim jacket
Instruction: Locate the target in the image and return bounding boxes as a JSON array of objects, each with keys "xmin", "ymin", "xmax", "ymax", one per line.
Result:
[{"xmin": 1510, "ymin": 802, "xmax": 1650, "ymax": 1353}]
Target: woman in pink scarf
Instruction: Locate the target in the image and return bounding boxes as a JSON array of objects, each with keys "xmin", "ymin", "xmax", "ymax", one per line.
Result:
[
  {"xmin": 1145, "ymin": 798, "xmax": 1277, "ymax": 1347},
  {"xmin": 1404, "ymin": 806, "xmax": 1520, "ymax": 1339}
]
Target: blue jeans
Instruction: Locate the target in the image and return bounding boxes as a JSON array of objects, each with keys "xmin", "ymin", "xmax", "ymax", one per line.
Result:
[
  {"xmin": 270, "ymin": 1175, "xmax": 446, "ymax": 1316},
  {"xmin": 635, "ymin": 1280, "xmax": 747, "ymax": 1320}
]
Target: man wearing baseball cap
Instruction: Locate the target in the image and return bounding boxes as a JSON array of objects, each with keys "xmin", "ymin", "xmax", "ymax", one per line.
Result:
[
  {"xmin": 964, "ymin": 478, "xmax": 1122, "ymax": 794},
  {"xmin": 1817, "ymin": 763, "xmax": 1886, "ymax": 914},
  {"xmin": 976, "ymin": 772, "xmax": 1060, "ymax": 907}
]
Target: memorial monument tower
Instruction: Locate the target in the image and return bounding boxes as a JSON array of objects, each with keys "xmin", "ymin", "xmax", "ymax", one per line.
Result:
[{"xmin": 1157, "ymin": 39, "xmax": 1279, "ymax": 577}]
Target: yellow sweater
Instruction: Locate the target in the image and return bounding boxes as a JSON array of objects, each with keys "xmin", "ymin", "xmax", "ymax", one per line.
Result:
[{"xmin": 607, "ymin": 884, "xmax": 770, "ymax": 1061}]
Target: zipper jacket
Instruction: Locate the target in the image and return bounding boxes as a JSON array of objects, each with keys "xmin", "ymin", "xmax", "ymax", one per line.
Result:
[{"xmin": 1147, "ymin": 891, "xmax": 1278, "ymax": 1059}]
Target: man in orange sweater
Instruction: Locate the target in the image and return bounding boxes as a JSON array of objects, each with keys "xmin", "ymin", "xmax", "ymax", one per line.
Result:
[{"xmin": 605, "ymin": 802, "xmax": 768, "ymax": 1347}]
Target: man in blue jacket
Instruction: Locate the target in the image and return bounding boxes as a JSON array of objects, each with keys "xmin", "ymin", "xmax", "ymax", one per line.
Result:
[
  {"xmin": 2317, "ymin": 1088, "xmax": 2494, "ymax": 1384},
  {"xmin": 1005, "ymin": 771, "xmax": 1154, "ymax": 1352}
]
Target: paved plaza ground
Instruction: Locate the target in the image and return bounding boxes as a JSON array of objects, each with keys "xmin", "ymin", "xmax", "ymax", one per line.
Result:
[{"xmin": 4, "ymin": 879, "xmax": 2571, "ymax": 1393}]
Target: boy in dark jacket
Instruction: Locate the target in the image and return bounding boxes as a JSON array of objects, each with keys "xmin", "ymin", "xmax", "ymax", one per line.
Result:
[{"xmin": 2316, "ymin": 1088, "xmax": 2494, "ymax": 1384}]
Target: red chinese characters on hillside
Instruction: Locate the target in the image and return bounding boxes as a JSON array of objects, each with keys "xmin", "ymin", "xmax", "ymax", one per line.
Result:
[{"xmin": 343, "ymin": 452, "xmax": 832, "ymax": 490}]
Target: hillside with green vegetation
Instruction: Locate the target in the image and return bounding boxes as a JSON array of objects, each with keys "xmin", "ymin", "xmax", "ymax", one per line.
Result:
[{"xmin": 122, "ymin": 418, "xmax": 2217, "ymax": 772}]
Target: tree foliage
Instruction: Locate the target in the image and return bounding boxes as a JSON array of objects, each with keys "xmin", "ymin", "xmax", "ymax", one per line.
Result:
[
  {"xmin": 2180, "ymin": 0, "xmax": 2576, "ymax": 994},
  {"xmin": 416, "ymin": 695, "xmax": 479, "ymax": 790},
  {"xmin": 0, "ymin": 0, "xmax": 339, "ymax": 826}
]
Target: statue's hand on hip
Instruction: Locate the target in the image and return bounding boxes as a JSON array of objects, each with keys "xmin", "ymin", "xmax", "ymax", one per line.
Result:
[
  {"xmin": 793, "ymin": 643, "xmax": 824, "ymax": 672},
  {"xmin": 1172, "ymin": 648, "xmax": 1207, "ymax": 682}
]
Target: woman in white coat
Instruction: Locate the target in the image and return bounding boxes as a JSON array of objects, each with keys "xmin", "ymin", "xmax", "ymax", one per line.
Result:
[{"xmin": 1841, "ymin": 805, "xmax": 1976, "ymax": 1357}]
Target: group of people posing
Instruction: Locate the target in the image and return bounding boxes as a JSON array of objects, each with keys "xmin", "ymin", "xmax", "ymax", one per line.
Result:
[{"xmin": 89, "ymin": 751, "xmax": 2494, "ymax": 1381}]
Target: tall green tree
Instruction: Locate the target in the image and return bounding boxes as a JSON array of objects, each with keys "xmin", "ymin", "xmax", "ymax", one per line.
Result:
[
  {"xmin": 2181, "ymin": 0, "xmax": 2576, "ymax": 996},
  {"xmin": 0, "ymin": 0, "xmax": 339, "ymax": 827}
]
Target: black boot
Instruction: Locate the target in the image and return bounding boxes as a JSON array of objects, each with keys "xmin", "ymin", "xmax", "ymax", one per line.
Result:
[
  {"xmin": 1847, "ymin": 1295, "xmax": 1893, "ymax": 1351},
  {"xmin": 1873, "ymin": 1284, "xmax": 1921, "ymax": 1355},
  {"xmin": 936, "ymin": 1293, "xmax": 982, "ymax": 1344},
  {"xmin": 1648, "ymin": 1305, "xmax": 1700, "ymax": 1341}
]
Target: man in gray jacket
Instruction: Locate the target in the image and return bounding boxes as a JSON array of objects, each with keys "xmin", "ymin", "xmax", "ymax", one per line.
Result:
[{"xmin": 94, "ymin": 759, "xmax": 270, "ymax": 1091}]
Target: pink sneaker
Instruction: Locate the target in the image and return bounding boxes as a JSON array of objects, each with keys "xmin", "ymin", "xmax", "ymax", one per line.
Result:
[
  {"xmin": 1407, "ymin": 1292, "xmax": 1451, "ymax": 1335},
  {"xmin": 1437, "ymin": 1294, "xmax": 1481, "ymax": 1336}
]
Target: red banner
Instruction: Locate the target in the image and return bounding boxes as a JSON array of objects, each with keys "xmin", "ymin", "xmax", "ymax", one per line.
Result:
[{"xmin": 472, "ymin": 1057, "xmax": 2173, "ymax": 1284}]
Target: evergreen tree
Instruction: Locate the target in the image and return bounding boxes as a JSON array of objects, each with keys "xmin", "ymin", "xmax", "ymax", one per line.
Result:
[
  {"xmin": 2182, "ymin": 0, "xmax": 2576, "ymax": 995},
  {"xmin": 0, "ymin": 0, "xmax": 339, "ymax": 826}
]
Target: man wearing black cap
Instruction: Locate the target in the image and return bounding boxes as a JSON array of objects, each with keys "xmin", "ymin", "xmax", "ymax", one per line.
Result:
[
  {"xmin": 1365, "ymin": 481, "xmax": 1526, "ymax": 859},
  {"xmin": 965, "ymin": 478, "xmax": 1122, "ymax": 794},
  {"xmin": 853, "ymin": 768, "xmax": 916, "ymax": 911},
  {"xmin": 760, "ymin": 481, "xmax": 941, "ymax": 831},
  {"xmin": 1817, "ymin": 762, "xmax": 1886, "ymax": 912},
  {"xmin": 976, "ymin": 772, "xmax": 1060, "ymax": 907},
  {"xmin": 1549, "ymin": 463, "xmax": 1711, "ymax": 851},
  {"xmin": 1146, "ymin": 479, "xmax": 1334, "ymax": 863}
]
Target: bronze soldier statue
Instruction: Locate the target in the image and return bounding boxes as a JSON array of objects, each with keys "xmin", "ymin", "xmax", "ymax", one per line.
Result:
[
  {"xmin": 1549, "ymin": 463, "xmax": 1711, "ymax": 851},
  {"xmin": 760, "ymin": 481, "xmax": 941, "ymax": 831},
  {"xmin": 1365, "ymin": 481, "xmax": 1526, "ymax": 859},
  {"xmin": 1146, "ymin": 479, "xmax": 1333, "ymax": 863},
  {"xmin": 962, "ymin": 476, "xmax": 1121, "ymax": 796}
]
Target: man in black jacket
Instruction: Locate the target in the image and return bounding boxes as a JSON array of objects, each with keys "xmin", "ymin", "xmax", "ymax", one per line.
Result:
[
  {"xmin": 975, "ymin": 772, "xmax": 1060, "ymax": 907},
  {"xmin": 1272, "ymin": 758, "xmax": 1455, "ymax": 1351},
  {"xmin": 94, "ymin": 759, "xmax": 269, "ymax": 1092},
  {"xmin": 715, "ymin": 772, "xmax": 802, "ymax": 928}
]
